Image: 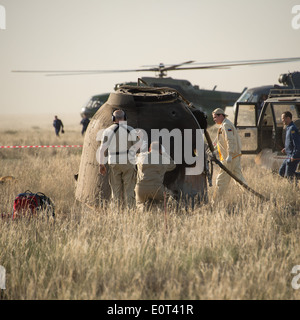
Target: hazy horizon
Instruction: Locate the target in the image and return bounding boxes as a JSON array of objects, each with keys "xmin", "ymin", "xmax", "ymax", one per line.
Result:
[
  {"xmin": 1, "ymin": 0, "xmax": 300, "ymax": 116},
  {"xmin": 0, "ymin": 113, "xmax": 81, "ymax": 130}
]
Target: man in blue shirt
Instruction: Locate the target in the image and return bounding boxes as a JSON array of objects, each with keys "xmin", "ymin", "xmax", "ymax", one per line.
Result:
[
  {"xmin": 279, "ymin": 111, "xmax": 300, "ymax": 183},
  {"xmin": 80, "ymin": 115, "xmax": 90, "ymax": 136},
  {"xmin": 53, "ymin": 115, "xmax": 64, "ymax": 137}
]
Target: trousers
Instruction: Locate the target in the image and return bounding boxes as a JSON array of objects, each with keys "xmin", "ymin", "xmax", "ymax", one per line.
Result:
[
  {"xmin": 135, "ymin": 184, "xmax": 165, "ymax": 203},
  {"xmin": 108, "ymin": 163, "xmax": 136, "ymax": 207},
  {"xmin": 279, "ymin": 159, "xmax": 300, "ymax": 182},
  {"xmin": 213, "ymin": 157, "xmax": 246, "ymax": 199}
]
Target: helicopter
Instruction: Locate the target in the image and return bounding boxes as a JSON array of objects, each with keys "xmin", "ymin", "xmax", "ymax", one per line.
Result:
[
  {"xmin": 13, "ymin": 57, "xmax": 300, "ymax": 125},
  {"xmin": 79, "ymin": 60, "xmax": 246, "ymax": 125},
  {"xmin": 81, "ymin": 77, "xmax": 241, "ymax": 124},
  {"xmin": 81, "ymin": 74, "xmax": 243, "ymax": 126},
  {"xmin": 229, "ymin": 70, "xmax": 300, "ymax": 119}
]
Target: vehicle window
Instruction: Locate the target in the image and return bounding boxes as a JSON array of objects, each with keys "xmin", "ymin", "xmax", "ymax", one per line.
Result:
[
  {"xmin": 236, "ymin": 104, "xmax": 256, "ymax": 126},
  {"xmin": 261, "ymin": 103, "xmax": 273, "ymax": 126},
  {"xmin": 85, "ymin": 99, "xmax": 93, "ymax": 108},
  {"xmin": 250, "ymin": 93, "xmax": 260, "ymax": 103},
  {"xmin": 237, "ymin": 91, "xmax": 252, "ymax": 102},
  {"xmin": 92, "ymin": 101, "xmax": 101, "ymax": 108},
  {"xmin": 236, "ymin": 91, "xmax": 262, "ymax": 103}
]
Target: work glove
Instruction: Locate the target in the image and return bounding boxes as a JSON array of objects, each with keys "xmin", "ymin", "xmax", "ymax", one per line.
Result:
[
  {"xmin": 99, "ymin": 164, "xmax": 107, "ymax": 176},
  {"xmin": 226, "ymin": 155, "xmax": 232, "ymax": 163}
]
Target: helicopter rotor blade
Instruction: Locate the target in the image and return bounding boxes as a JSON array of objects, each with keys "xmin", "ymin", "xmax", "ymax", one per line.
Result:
[
  {"xmin": 190, "ymin": 57, "xmax": 300, "ymax": 66},
  {"xmin": 159, "ymin": 60, "xmax": 195, "ymax": 71},
  {"xmin": 12, "ymin": 57, "xmax": 300, "ymax": 76},
  {"xmin": 178, "ymin": 57, "xmax": 300, "ymax": 70},
  {"xmin": 10, "ymin": 60, "xmax": 216, "ymax": 75},
  {"xmin": 12, "ymin": 68, "xmax": 152, "ymax": 75},
  {"xmin": 140, "ymin": 60, "xmax": 194, "ymax": 69}
]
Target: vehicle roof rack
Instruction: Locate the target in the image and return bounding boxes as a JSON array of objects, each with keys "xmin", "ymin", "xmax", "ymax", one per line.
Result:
[{"xmin": 268, "ymin": 89, "xmax": 300, "ymax": 98}]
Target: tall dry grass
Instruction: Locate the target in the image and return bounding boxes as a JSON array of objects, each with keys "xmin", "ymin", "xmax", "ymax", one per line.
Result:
[{"xmin": 0, "ymin": 123, "xmax": 300, "ymax": 300}]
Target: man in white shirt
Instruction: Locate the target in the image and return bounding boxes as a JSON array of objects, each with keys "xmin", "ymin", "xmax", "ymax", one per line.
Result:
[{"xmin": 99, "ymin": 109, "xmax": 137, "ymax": 208}]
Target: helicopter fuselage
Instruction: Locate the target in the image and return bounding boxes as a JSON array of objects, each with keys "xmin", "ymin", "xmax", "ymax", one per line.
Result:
[{"xmin": 81, "ymin": 76, "xmax": 242, "ymax": 125}]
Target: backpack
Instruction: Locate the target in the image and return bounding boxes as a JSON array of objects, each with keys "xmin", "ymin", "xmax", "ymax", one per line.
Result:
[{"xmin": 12, "ymin": 190, "xmax": 55, "ymax": 220}]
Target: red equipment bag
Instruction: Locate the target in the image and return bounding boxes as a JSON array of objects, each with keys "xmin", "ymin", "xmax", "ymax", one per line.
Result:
[{"xmin": 12, "ymin": 190, "xmax": 55, "ymax": 220}]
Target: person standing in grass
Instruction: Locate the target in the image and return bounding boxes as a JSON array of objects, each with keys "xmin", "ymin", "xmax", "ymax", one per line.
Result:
[
  {"xmin": 53, "ymin": 115, "xmax": 64, "ymax": 137},
  {"xmin": 98, "ymin": 109, "xmax": 137, "ymax": 208},
  {"xmin": 279, "ymin": 111, "xmax": 300, "ymax": 183},
  {"xmin": 80, "ymin": 115, "xmax": 90, "ymax": 136},
  {"xmin": 211, "ymin": 108, "xmax": 246, "ymax": 201}
]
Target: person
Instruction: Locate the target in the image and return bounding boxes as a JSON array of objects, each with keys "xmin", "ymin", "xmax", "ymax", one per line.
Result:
[
  {"xmin": 98, "ymin": 109, "xmax": 137, "ymax": 208},
  {"xmin": 279, "ymin": 111, "xmax": 300, "ymax": 183},
  {"xmin": 135, "ymin": 141, "xmax": 176, "ymax": 211},
  {"xmin": 257, "ymin": 94, "xmax": 268, "ymax": 118},
  {"xmin": 80, "ymin": 115, "xmax": 90, "ymax": 135},
  {"xmin": 53, "ymin": 115, "xmax": 64, "ymax": 137},
  {"xmin": 212, "ymin": 108, "xmax": 246, "ymax": 200}
]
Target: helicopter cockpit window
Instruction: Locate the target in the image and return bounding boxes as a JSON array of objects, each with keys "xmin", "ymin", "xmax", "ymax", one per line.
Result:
[
  {"xmin": 92, "ymin": 101, "xmax": 101, "ymax": 108},
  {"xmin": 237, "ymin": 90, "xmax": 260, "ymax": 103},
  {"xmin": 236, "ymin": 104, "xmax": 256, "ymax": 126},
  {"xmin": 84, "ymin": 98, "xmax": 102, "ymax": 110},
  {"xmin": 84, "ymin": 99, "xmax": 93, "ymax": 108},
  {"xmin": 237, "ymin": 91, "xmax": 252, "ymax": 102},
  {"xmin": 249, "ymin": 93, "xmax": 260, "ymax": 103}
]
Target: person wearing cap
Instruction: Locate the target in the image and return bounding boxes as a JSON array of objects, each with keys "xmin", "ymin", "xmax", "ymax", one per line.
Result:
[{"xmin": 211, "ymin": 108, "xmax": 246, "ymax": 200}]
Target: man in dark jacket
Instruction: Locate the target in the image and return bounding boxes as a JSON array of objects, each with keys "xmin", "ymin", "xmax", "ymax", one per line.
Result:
[
  {"xmin": 80, "ymin": 115, "xmax": 90, "ymax": 135},
  {"xmin": 53, "ymin": 115, "xmax": 64, "ymax": 137},
  {"xmin": 279, "ymin": 111, "xmax": 300, "ymax": 182}
]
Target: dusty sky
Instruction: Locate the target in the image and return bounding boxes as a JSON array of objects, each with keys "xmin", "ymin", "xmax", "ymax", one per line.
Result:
[{"xmin": 1, "ymin": 0, "xmax": 300, "ymax": 117}]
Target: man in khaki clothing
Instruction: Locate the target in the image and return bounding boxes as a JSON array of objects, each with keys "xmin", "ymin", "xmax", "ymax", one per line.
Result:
[
  {"xmin": 135, "ymin": 141, "xmax": 176, "ymax": 211},
  {"xmin": 99, "ymin": 109, "xmax": 137, "ymax": 208},
  {"xmin": 212, "ymin": 108, "xmax": 246, "ymax": 200}
]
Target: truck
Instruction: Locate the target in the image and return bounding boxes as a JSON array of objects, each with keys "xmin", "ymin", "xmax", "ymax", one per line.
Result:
[{"xmin": 234, "ymin": 89, "xmax": 300, "ymax": 171}]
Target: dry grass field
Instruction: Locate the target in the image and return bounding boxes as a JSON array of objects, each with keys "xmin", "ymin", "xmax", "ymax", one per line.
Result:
[{"xmin": 0, "ymin": 114, "xmax": 300, "ymax": 300}]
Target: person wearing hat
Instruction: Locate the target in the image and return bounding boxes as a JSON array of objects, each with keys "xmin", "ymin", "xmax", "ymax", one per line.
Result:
[{"xmin": 211, "ymin": 108, "xmax": 246, "ymax": 200}]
